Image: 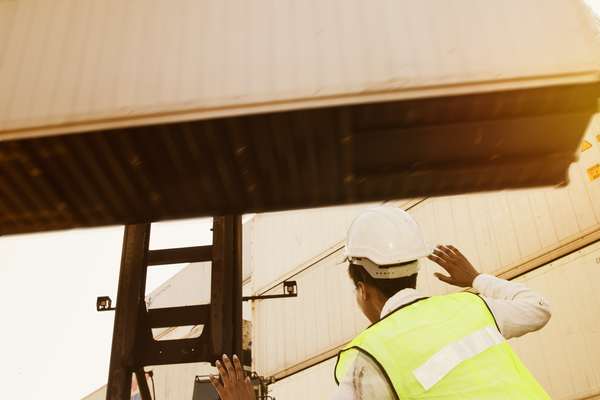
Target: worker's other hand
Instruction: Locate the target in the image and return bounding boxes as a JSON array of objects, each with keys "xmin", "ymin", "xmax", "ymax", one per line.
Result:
[
  {"xmin": 428, "ymin": 245, "xmax": 480, "ymax": 287},
  {"xmin": 210, "ymin": 354, "xmax": 256, "ymax": 400}
]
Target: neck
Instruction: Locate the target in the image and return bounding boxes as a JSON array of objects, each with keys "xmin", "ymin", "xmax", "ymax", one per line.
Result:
[{"xmin": 369, "ymin": 291, "xmax": 390, "ymax": 323}]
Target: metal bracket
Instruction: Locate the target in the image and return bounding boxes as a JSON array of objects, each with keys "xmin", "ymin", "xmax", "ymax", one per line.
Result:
[
  {"xmin": 97, "ymin": 296, "xmax": 116, "ymax": 312},
  {"xmin": 242, "ymin": 281, "xmax": 298, "ymax": 302}
]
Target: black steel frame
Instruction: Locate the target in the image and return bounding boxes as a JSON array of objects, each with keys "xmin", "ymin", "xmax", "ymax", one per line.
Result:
[{"xmin": 105, "ymin": 216, "xmax": 243, "ymax": 400}]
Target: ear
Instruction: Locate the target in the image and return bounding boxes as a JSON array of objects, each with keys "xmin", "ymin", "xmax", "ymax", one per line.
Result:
[{"xmin": 356, "ymin": 281, "xmax": 368, "ymax": 301}]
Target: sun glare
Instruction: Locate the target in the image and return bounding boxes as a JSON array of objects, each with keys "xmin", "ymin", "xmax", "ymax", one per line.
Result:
[{"xmin": 584, "ymin": 0, "xmax": 600, "ymax": 17}]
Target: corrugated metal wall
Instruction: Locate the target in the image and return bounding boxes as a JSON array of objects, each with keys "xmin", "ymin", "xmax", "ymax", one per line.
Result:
[
  {"xmin": 266, "ymin": 240, "xmax": 600, "ymax": 400},
  {"xmin": 269, "ymin": 358, "xmax": 338, "ymax": 400},
  {"xmin": 0, "ymin": 1, "xmax": 16, "ymax": 63},
  {"xmin": 147, "ymin": 263, "xmax": 212, "ymax": 310},
  {"xmin": 150, "ymin": 363, "xmax": 216, "ymax": 400},
  {"xmin": 250, "ymin": 200, "xmax": 425, "ymax": 293},
  {"xmin": 81, "ymin": 386, "xmax": 106, "ymax": 400},
  {"xmin": 253, "ymin": 245, "xmax": 369, "ymax": 376},
  {"xmin": 510, "ymin": 241, "xmax": 600, "ymax": 400},
  {"xmin": 1, "ymin": 0, "xmax": 599, "ymax": 136},
  {"xmin": 252, "ymin": 114, "xmax": 600, "ymax": 377},
  {"xmin": 251, "ymin": 202, "xmax": 383, "ymax": 293}
]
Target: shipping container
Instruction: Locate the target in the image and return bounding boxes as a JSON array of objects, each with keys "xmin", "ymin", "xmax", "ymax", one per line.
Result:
[
  {"xmin": 0, "ymin": 0, "xmax": 598, "ymax": 138},
  {"xmin": 267, "ymin": 240, "xmax": 600, "ymax": 400},
  {"xmin": 269, "ymin": 359, "xmax": 339, "ymax": 400},
  {"xmin": 2, "ymin": 1, "xmax": 600, "ymax": 237}
]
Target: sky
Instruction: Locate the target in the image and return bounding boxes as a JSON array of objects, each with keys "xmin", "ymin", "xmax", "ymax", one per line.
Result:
[
  {"xmin": 0, "ymin": 218, "xmax": 213, "ymax": 400},
  {"xmin": 585, "ymin": 0, "xmax": 600, "ymax": 22},
  {"xmin": 587, "ymin": 0, "xmax": 600, "ymax": 12}
]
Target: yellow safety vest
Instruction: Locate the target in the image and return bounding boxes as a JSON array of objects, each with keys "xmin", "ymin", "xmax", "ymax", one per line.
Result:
[{"xmin": 335, "ymin": 292, "xmax": 550, "ymax": 399}]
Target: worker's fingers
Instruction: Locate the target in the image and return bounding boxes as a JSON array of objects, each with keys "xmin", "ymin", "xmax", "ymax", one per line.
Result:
[
  {"xmin": 447, "ymin": 245, "xmax": 467, "ymax": 261},
  {"xmin": 215, "ymin": 360, "xmax": 230, "ymax": 386},
  {"xmin": 428, "ymin": 254, "xmax": 446, "ymax": 267},
  {"xmin": 431, "ymin": 250, "xmax": 451, "ymax": 264},
  {"xmin": 233, "ymin": 354, "xmax": 246, "ymax": 382},
  {"xmin": 428, "ymin": 254, "xmax": 453, "ymax": 271},
  {"xmin": 209, "ymin": 375, "xmax": 225, "ymax": 397},
  {"xmin": 440, "ymin": 245, "xmax": 457, "ymax": 257},
  {"xmin": 244, "ymin": 376, "xmax": 255, "ymax": 400},
  {"xmin": 433, "ymin": 247, "xmax": 455, "ymax": 263},
  {"xmin": 222, "ymin": 355, "xmax": 236, "ymax": 385},
  {"xmin": 434, "ymin": 272, "xmax": 457, "ymax": 285},
  {"xmin": 437, "ymin": 245, "xmax": 457, "ymax": 261}
]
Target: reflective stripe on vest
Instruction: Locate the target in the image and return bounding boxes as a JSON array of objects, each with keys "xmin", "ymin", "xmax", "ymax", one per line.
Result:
[
  {"xmin": 413, "ymin": 325, "xmax": 504, "ymax": 390},
  {"xmin": 335, "ymin": 292, "xmax": 550, "ymax": 399}
]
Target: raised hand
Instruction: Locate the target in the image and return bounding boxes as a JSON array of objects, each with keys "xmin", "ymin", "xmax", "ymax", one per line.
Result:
[
  {"xmin": 210, "ymin": 354, "xmax": 256, "ymax": 400},
  {"xmin": 427, "ymin": 245, "xmax": 480, "ymax": 287}
]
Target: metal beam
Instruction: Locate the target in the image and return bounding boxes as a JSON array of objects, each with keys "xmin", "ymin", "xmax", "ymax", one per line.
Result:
[
  {"xmin": 134, "ymin": 369, "xmax": 152, "ymax": 400},
  {"xmin": 497, "ymin": 228, "xmax": 600, "ymax": 281},
  {"xmin": 242, "ymin": 293, "xmax": 297, "ymax": 301},
  {"xmin": 209, "ymin": 216, "xmax": 243, "ymax": 359},
  {"xmin": 147, "ymin": 245, "xmax": 212, "ymax": 266},
  {"xmin": 146, "ymin": 305, "xmax": 210, "ymax": 328},
  {"xmin": 106, "ymin": 224, "xmax": 151, "ymax": 400},
  {"xmin": 137, "ymin": 337, "xmax": 212, "ymax": 366},
  {"xmin": 232, "ymin": 215, "xmax": 243, "ymax": 360},
  {"xmin": 210, "ymin": 218, "xmax": 226, "ymax": 356}
]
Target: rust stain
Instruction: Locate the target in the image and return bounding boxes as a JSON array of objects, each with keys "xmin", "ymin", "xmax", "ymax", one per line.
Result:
[{"xmin": 587, "ymin": 164, "xmax": 600, "ymax": 182}]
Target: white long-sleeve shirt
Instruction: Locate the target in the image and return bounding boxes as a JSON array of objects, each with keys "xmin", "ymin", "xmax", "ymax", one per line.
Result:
[{"xmin": 332, "ymin": 274, "xmax": 552, "ymax": 400}]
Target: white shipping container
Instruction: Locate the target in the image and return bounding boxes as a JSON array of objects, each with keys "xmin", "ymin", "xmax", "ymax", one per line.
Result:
[
  {"xmin": 251, "ymin": 202, "xmax": 389, "ymax": 293},
  {"xmin": 148, "ymin": 363, "xmax": 216, "ymax": 400},
  {"xmin": 510, "ymin": 242, "xmax": 600, "ymax": 400},
  {"xmin": 253, "ymin": 245, "xmax": 369, "ymax": 376},
  {"xmin": 269, "ymin": 359, "xmax": 339, "ymax": 400},
  {"xmin": 81, "ymin": 386, "xmax": 106, "ymax": 400},
  {"xmin": 252, "ymin": 114, "xmax": 600, "ymax": 376},
  {"xmin": 0, "ymin": 0, "xmax": 598, "ymax": 139},
  {"xmin": 266, "ymin": 241, "xmax": 600, "ymax": 400}
]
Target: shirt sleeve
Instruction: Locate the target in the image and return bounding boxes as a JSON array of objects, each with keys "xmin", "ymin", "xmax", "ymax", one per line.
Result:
[{"xmin": 472, "ymin": 273, "xmax": 551, "ymax": 339}]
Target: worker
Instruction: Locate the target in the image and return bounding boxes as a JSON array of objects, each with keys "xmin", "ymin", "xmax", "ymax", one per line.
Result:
[{"xmin": 210, "ymin": 206, "xmax": 552, "ymax": 399}]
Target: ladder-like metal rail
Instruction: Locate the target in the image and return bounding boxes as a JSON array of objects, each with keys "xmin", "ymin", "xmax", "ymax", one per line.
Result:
[{"xmin": 106, "ymin": 216, "xmax": 243, "ymax": 400}]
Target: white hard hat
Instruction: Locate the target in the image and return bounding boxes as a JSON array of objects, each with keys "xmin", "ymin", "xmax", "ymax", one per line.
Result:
[{"xmin": 345, "ymin": 206, "xmax": 431, "ymax": 279}]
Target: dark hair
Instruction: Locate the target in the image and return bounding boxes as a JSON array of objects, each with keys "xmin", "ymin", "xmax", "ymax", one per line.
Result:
[{"xmin": 348, "ymin": 263, "xmax": 417, "ymax": 299}]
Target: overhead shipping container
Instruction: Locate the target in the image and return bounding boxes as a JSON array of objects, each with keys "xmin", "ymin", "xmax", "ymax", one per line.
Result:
[
  {"xmin": 1, "ymin": 1, "xmax": 599, "ymax": 234},
  {"xmin": 266, "ymin": 240, "xmax": 600, "ymax": 400},
  {"xmin": 0, "ymin": 0, "xmax": 598, "ymax": 135},
  {"xmin": 252, "ymin": 115, "xmax": 600, "ymax": 377}
]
